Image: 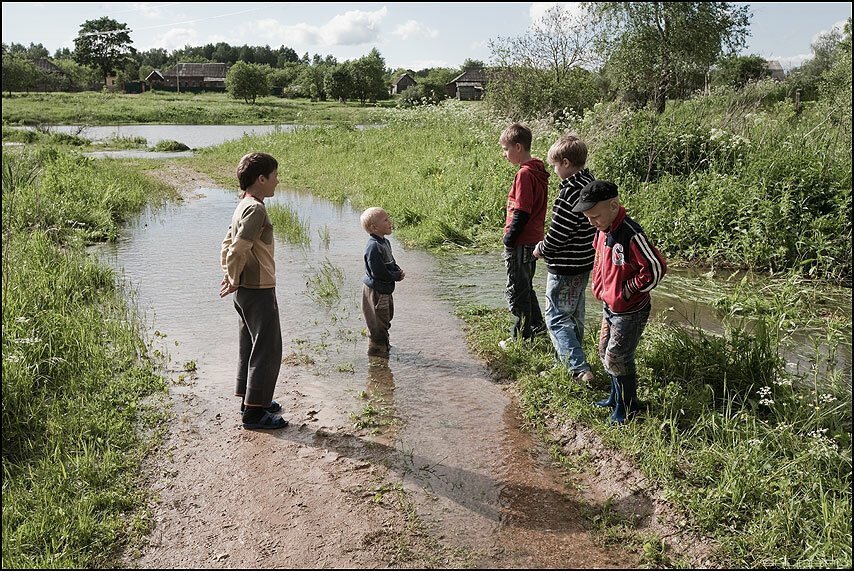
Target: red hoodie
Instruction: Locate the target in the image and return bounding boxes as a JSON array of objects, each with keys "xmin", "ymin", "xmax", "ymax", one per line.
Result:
[{"xmin": 503, "ymin": 158, "xmax": 550, "ymax": 245}]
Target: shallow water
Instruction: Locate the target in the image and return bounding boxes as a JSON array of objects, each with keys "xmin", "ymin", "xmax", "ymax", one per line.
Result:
[
  {"xmin": 39, "ymin": 124, "xmax": 303, "ymax": 149},
  {"xmin": 97, "ymin": 187, "xmax": 618, "ymax": 566},
  {"xmin": 435, "ymin": 253, "xmax": 852, "ymax": 382}
]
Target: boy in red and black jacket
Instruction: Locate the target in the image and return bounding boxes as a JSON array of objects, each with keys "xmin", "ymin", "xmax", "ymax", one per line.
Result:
[{"xmin": 572, "ymin": 180, "xmax": 667, "ymax": 424}]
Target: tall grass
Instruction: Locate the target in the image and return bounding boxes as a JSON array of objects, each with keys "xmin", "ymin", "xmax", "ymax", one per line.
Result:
[
  {"xmin": 459, "ymin": 304, "xmax": 851, "ymax": 568},
  {"xmin": 267, "ymin": 201, "xmax": 310, "ymax": 246},
  {"xmin": 305, "ymin": 258, "xmax": 345, "ymax": 305},
  {"xmin": 2, "ymin": 148, "xmax": 177, "ymax": 567},
  {"xmin": 581, "ymin": 83, "xmax": 851, "ymax": 284}
]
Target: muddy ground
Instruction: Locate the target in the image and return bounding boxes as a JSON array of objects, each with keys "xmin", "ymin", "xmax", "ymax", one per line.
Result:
[{"xmin": 119, "ymin": 164, "xmax": 712, "ymax": 568}]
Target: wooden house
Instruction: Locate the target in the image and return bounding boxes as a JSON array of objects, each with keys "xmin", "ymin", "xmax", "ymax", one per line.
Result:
[
  {"xmin": 764, "ymin": 60, "xmax": 786, "ymax": 81},
  {"xmin": 391, "ymin": 73, "xmax": 417, "ymax": 95},
  {"xmin": 154, "ymin": 63, "xmax": 229, "ymax": 91},
  {"xmin": 32, "ymin": 58, "xmax": 71, "ymax": 91},
  {"xmin": 446, "ymin": 69, "xmax": 488, "ymax": 100}
]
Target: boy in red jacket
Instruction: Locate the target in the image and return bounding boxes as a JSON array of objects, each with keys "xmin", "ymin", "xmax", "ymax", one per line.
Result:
[
  {"xmin": 499, "ymin": 123, "xmax": 550, "ymax": 347},
  {"xmin": 573, "ymin": 180, "xmax": 667, "ymax": 424}
]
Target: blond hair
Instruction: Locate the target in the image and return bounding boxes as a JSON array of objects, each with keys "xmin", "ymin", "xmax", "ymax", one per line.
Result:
[
  {"xmin": 547, "ymin": 134, "xmax": 587, "ymax": 167},
  {"xmin": 360, "ymin": 207, "xmax": 386, "ymax": 233}
]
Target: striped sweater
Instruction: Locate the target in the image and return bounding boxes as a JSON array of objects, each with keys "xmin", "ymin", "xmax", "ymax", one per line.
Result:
[{"xmin": 536, "ymin": 168, "xmax": 597, "ymax": 275}]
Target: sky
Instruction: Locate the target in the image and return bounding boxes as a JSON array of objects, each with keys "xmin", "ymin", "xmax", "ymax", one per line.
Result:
[{"xmin": 2, "ymin": 2, "xmax": 851, "ymax": 71}]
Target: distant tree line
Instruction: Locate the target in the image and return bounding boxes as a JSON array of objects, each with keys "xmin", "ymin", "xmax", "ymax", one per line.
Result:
[
  {"xmin": 2, "ymin": 5, "xmax": 851, "ymax": 117},
  {"xmin": 1, "ymin": 16, "xmax": 475, "ymax": 105}
]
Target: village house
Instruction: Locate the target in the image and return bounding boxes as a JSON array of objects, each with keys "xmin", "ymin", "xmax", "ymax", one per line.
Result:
[
  {"xmin": 32, "ymin": 58, "xmax": 72, "ymax": 91},
  {"xmin": 148, "ymin": 62, "xmax": 229, "ymax": 91},
  {"xmin": 764, "ymin": 60, "xmax": 786, "ymax": 81},
  {"xmin": 390, "ymin": 73, "xmax": 417, "ymax": 95},
  {"xmin": 446, "ymin": 68, "xmax": 488, "ymax": 100}
]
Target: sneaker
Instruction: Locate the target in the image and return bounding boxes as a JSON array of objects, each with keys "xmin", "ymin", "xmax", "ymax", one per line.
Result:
[
  {"xmin": 575, "ymin": 370, "xmax": 595, "ymax": 385},
  {"xmin": 498, "ymin": 338, "xmax": 514, "ymax": 351}
]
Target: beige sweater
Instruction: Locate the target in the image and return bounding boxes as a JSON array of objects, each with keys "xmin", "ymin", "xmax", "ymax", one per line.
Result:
[{"xmin": 220, "ymin": 196, "xmax": 276, "ymax": 288}]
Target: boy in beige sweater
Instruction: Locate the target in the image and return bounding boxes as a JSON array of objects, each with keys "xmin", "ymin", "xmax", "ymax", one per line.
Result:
[{"xmin": 220, "ymin": 152, "xmax": 288, "ymax": 430}]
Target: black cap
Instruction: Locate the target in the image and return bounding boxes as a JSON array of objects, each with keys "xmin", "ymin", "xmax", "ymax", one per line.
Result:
[{"xmin": 572, "ymin": 180, "xmax": 618, "ymax": 212}]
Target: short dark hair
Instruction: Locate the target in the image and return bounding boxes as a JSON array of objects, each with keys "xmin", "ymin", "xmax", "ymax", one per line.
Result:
[
  {"xmin": 500, "ymin": 123, "xmax": 533, "ymax": 152},
  {"xmin": 237, "ymin": 152, "xmax": 278, "ymax": 191}
]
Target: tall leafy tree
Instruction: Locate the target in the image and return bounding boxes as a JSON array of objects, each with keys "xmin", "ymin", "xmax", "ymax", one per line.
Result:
[
  {"xmin": 352, "ymin": 48, "xmax": 388, "ymax": 104},
  {"xmin": 73, "ymin": 17, "xmax": 135, "ymax": 83},
  {"xmin": 226, "ymin": 60, "xmax": 270, "ymax": 104},
  {"xmin": 1, "ymin": 54, "xmax": 36, "ymax": 95},
  {"xmin": 590, "ymin": 2, "xmax": 750, "ymax": 112},
  {"xmin": 711, "ymin": 54, "xmax": 769, "ymax": 89},
  {"xmin": 487, "ymin": 4, "xmax": 600, "ymax": 117},
  {"xmin": 325, "ymin": 62, "xmax": 354, "ymax": 101}
]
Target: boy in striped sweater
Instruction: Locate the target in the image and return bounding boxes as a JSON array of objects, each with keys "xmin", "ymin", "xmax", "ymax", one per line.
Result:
[
  {"xmin": 573, "ymin": 180, "xmax": 667, "ymax": 424},
  {"xmin": 533, "ymin": 134, "xmax": 597, "ymax": 384}
]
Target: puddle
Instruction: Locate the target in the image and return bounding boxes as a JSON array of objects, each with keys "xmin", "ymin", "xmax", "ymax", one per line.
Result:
[{"xmin": 97, "ymin": 186, "xmax": 623, "ymax": 566}]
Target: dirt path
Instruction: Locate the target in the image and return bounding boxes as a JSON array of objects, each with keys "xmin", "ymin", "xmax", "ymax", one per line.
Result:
[{"xmin": 119, "ymin": 164, "xmax": 707, "ymax": 568}]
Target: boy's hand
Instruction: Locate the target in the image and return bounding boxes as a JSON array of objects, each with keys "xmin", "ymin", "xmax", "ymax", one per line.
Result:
[
  {"xmin": 220, "ymin": 276, "xmax": 238, "ymax": 298},
  {"xmin": 533, "ymin": 243, "xmax": 542, "ymax": 259},
  {"xmin": 399, "ymin": 269, "xmax": 406, "ymax": 280}
]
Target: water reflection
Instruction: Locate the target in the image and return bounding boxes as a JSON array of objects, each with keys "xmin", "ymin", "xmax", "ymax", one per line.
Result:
[
  {"xmin": 433, "ymin": 251, "xmax": 852, "ymax": 381},
  {"xmin": 98, "ymin": 185, "xmax": 619, "ymax": 565},
  {"xmin": 38, "ymin": 124, "xmax": 303, "ymax": 149}
]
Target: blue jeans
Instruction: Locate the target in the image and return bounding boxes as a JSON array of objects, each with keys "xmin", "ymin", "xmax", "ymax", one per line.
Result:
[
  {"xmin": 598, "ymin": 304, "xmax": 650, "ymax": 377},
  {"xmin": 502, "ymin": 244, "xmax": 545, "ymax": 339},
  {"xmin": 545, "ymin": 271, "xmax": 591, "ymax": 373}
]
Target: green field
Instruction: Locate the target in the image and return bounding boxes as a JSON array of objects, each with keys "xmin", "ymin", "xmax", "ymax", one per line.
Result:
[{"xmin": 1, "ymin": 90, "xmax": 396, "ymax": 126}]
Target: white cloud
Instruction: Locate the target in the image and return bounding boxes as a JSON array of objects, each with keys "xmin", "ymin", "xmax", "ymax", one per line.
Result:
[
  {"xmin": 256, "ymin": 19, "xmax": 321, "ymax": 45},
  {"xmin": 132, "ymin": 3, "xmax": 166, "ymax": 19},
  {"xmin": 529, "ymin": 2, "xmax": 585, "ymax": 23},
  {"xmin": 251, "ymin": 7, "xmax": 388, "ymax": 47},
  {"xmin": 152, "ymin": 27, "xmax": 200, "ymax": 51},
  {"xmin": 774, "ymin": 53, "xmax": 811, "ymax": 71},
  {"xmin": 393, "ymin": 20, "xmax": 438, "ymax": 40},
  {"xmin": 325, "ymin": 6, "xmax": 388, "ymax": 45}
]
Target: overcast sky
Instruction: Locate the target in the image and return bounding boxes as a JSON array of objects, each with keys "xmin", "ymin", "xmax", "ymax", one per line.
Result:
[{"xmin": 2, "ymin": 2, "xmax": 851, "ymax": 70}]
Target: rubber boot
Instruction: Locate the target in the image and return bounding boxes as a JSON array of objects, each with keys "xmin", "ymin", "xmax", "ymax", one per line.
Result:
[
  {"xmin": 609, "ymin": 375, "xmax": 640, "ymax": 424},
  {"xmin": 595, "ymin": 376, "xmax": 617, "ymax": 408}
]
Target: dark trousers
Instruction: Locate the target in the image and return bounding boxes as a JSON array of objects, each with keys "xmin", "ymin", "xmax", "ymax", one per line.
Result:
[
  {"xmin": 233, "ymin": 287, "xmax": 282, "ymax": 407},
  {"xmin": 362, "ymin": 284, "xmax": 394, "ymax": 344},
  {"xmin": 503, "ymin": 244, "xmax": 545, "ymax": 339}
]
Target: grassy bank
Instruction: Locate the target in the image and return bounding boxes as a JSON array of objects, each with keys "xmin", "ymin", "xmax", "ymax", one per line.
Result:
[
  {"xmin": 2, "ymin": 148, "xmax": 178, "ymax": 567},
  {"xmin": 1, "ymin": 91, "xmax": 395, "ymax": 126},
  {"xmin": 582, "ymin": 82, "xmax": 851, "ymax": 285},
  {"xmin": 460, "ymin": 305, "xmax": 850, "ymax": 567},
  {"xmin": 188, "ymin": 99, "xmax": 851, "ymax": 567}
]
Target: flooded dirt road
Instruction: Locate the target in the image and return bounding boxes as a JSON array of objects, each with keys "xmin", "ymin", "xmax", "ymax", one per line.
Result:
[{"xmin": 109, "ymin": 169, "xmax": 639, "ymax": 568}]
